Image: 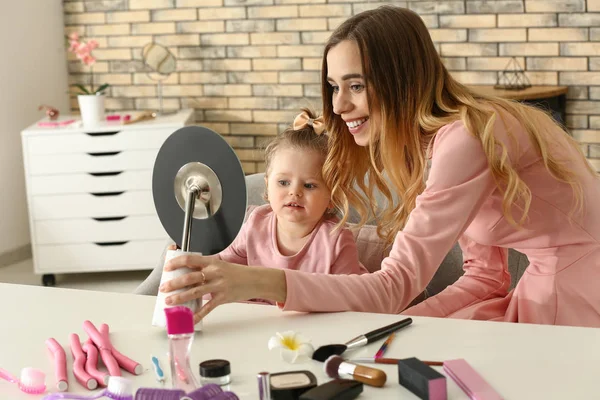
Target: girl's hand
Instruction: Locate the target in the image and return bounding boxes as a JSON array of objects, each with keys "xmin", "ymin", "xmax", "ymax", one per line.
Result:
[{"xmin": 159, "ymin": 253, "xmax": 287, "ymax": 323}]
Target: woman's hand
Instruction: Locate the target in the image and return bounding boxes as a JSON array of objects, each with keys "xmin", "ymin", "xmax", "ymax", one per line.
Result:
[{"xmin": 159, "ymin": 249, "xmax": 287, "ymax": 323}]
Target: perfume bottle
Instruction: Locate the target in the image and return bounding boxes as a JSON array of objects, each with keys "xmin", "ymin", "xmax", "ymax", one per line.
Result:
[{"xmin": 164, "ymin": 306, "xmax": 199, "ymax": 392}]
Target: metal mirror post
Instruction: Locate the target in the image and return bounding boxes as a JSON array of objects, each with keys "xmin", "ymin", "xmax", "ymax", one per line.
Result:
[{"xmin": 174, "ymin": 162, "xmax": 223, "ymax": 252}]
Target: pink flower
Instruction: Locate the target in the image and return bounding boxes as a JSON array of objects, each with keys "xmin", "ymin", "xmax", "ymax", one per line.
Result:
[
  {"xmin": 68, "ymin": 39, "xmax": 80, "ymax": 52},
  {"xmin": 87, "ymin": 40, "xmax": 99, "ymax": 50},
  {"xmin": 82, "ymin": 55, "xmax": 96, "ymax": 66},
  {"xmin": 76, "ymin": 42, "xmax": 89, "ymax": 54},
  {"xmin": 66, "ymin": 31, "xmax": 108, "ymax": 95}
]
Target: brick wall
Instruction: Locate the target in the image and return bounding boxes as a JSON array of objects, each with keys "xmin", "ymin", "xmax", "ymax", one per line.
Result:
[{"xmin": 63, "ymin": 0, "xmax": 600, "ymax": 174}]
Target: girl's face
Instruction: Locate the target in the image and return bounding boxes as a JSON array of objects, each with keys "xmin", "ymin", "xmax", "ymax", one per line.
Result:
[
  {"xmin": 265, "ymin": 147, "xmax": 332, "ymax": 228},
  {"xmin": 326, "ymin": 40, "xmax": 374, "ymax": 147}
]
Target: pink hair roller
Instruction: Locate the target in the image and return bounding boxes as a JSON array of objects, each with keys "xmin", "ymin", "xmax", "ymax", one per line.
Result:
[
  {"xmin": 83, "ymin": 321, "xmax": 121, "ymax": 377},
  {"xmin": 69, "ymin": 334, "xmax": 98, "ymax": 390},
  {"xmin": 82, "ymin": 339, "xmax": 110, "ymax": 386},
  {"xmin": 100, "ymin": 324, "xmax": 143, "ymax": 375},
  {"xmin": 45, "ymin": 338, "xmax": 68, "ymax": 392}
]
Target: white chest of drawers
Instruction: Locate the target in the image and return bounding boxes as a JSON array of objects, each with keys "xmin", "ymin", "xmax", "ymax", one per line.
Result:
[{"xmin": 21, "ymin": 110, "xmax": 194, "ymax": 285}]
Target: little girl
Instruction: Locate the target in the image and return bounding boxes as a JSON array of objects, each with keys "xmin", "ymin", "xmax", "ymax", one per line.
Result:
[
  {"xmin": 216, "ymin": 108, "xmax": 367, "ymax": 277},
  {"xmin": 135, "ymin": 109, "xmax": 367, "ymax": 297}
]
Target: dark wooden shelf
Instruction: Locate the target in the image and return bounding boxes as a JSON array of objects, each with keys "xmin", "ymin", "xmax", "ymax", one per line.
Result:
[
  {"xmin": 467, "ymin": 85, "xmax": 568, "ymax": 101},
  {"xmin": 467, "ymin": 85, "xmax": 568, "ymax": 127}
]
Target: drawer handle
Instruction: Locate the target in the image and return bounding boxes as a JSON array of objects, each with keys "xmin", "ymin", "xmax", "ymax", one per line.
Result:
[
  {"xmin": 92, "ymin": 216, "xmax": 127, "ymax": 222},
  {"xmin": 89, "ymin": 171, "xmax": 123, "ymax": 177},
  {"xmin": 87, "ymin": 151, "xmax": 121, "ymax": 157},
  {"xmin": 90, "ymin": 191, "xmax": 125, "ymax": 197},
  {"xmin": 85, "ymin": 131, "xmax": 121, "ymax": 137},
  {"xmin": 94, "ymin": 241, "xmax": 129, "ymax": 246}
]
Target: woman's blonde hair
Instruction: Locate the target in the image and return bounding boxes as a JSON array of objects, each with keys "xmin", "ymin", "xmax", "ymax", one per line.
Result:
[{"xmin": 321, "ymin": 5, "xmax": 595, "ymax": 246}]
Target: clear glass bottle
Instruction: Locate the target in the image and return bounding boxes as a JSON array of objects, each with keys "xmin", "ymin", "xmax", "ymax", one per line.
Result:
[{"xmin": 164, "ymin": 306, "xmax": 199, "ymax": 392}]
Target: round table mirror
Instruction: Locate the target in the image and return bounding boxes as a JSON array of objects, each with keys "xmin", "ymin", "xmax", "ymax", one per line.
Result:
[{"xmin": 142, "ymin": 42, "xmax": 177, "ymax": 116}]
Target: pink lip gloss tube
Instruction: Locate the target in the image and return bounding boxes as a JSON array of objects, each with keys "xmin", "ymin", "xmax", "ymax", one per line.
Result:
[
  {"xmin": 69, "ymin": 334, "xmax": 98, "ymax": 390},
  {"xmin": 45, "ymin": 338, "xmax": 68, "ymax": 392},
  {"xmin": 165, "ymin": 306, "xmax": 199, "ymax": 392}
]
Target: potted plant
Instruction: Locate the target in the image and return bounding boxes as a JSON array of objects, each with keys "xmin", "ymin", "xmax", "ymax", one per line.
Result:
[{"xmin": 67, "ymin": 32, "xmax": 109, "ymax": 126}]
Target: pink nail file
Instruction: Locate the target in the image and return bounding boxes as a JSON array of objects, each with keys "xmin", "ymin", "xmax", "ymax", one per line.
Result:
[{"xmin": 443, "ymin": 359, "xmax": 503, "ymax": 400}]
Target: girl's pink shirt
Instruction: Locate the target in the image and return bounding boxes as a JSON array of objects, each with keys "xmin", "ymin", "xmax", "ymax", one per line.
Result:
[{"xmin": 218, "ymin": 204, "xmax": 368, "ymax": 276}]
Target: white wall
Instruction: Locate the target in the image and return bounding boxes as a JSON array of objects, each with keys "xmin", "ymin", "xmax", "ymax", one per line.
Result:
[{"xmin": 0, "ymin": 1, "xmax": 69, "ymax": 254}]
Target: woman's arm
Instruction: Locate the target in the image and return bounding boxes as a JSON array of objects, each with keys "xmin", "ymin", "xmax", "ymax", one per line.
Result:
[
  {"xmin": 163, "ymin": 120, "xmax": 504, "ymax": 318},
  {"xmin": 403, "ymin": 237, "xmax": 511, "ymax": 318},
  {"xmin": 280, "ymin": 120, "xmax": 501, "ymax": 313},
  {"xmin": 160, "ymin": 258, "xmax": 286, "ymax": 322}
]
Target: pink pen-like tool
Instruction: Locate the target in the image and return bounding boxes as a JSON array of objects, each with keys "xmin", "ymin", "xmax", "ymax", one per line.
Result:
[
  {"xmin": 99, "ymin": 324, "xmax": 143, "ymax": 375},
  {"xmin": 69, "ymin": 334, "xmax": 98, "ymax": 390},
  {"xmin": 82, "ymin": 339, "xmax": 109, "ymax": 386},
  {"xmin": 45, "ymin": 338, "xmax": 68, "ymax": 392},
  {"xmin": 83, "ymin": 321, "xmax": 121, "ymax": 377}
]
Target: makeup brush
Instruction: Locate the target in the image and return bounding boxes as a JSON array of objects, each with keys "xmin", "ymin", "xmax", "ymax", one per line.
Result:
[
  {"xmin": 350, "ymin": 357, "xmax": 444, "ymax": 366},
  {"xmin": 324, "ymin": 355, "xmax": 387, "ymax": 388},
  {"xmin": 374, "ymin": 332, "xmax": 395, "ymax": 359},
  {"xmin": 312, "ymin": 317, "xmax": 412, "ymax": 362}
]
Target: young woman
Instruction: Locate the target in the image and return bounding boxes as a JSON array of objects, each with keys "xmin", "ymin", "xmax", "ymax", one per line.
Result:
[{"xmin": 159, "ymin": 6, "xmax": 600, "ymax": 327}]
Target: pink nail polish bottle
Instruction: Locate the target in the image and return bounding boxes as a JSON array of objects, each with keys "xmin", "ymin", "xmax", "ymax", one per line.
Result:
[{"xmin": 164, "ymin": 306, "xmax": 199, "ymax": 392}]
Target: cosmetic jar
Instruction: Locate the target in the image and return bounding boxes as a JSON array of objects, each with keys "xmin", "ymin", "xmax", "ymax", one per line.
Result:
[{"xmin": 199, "ymin": 359, "xmax": 231, "ymax": 386}]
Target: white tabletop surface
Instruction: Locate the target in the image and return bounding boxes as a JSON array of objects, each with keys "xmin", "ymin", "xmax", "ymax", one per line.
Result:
[
  {"xmin": 1, "ymin": 283, "xmax": 598, "ymax": 399},
  {"xmin": 22, "ymin": 109, "xmax": 194, "ymax": 134}
]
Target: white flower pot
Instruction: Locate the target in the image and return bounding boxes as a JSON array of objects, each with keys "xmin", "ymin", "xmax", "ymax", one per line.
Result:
[{"xmin": 77, "ymin": 94, "xmax": 105, "ymax": 127}]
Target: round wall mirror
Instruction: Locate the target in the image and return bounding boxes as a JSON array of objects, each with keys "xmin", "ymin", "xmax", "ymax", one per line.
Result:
[{"xmin": 141, "ymin": 42, "xmax": 177, "ymax": 115}]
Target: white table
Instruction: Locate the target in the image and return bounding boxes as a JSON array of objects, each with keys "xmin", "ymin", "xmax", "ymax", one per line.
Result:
[{"xmin": 1, "ymin": 283, "xmax": 598, "ymax": 399}]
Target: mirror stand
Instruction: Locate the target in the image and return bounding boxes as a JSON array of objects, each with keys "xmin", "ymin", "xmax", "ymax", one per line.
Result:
[
  {"xmin": 153, "ymin": 78, "xmax": 177, "ymax": 116},
  {"xmin": 142, "ymin": 42, "xmax": 178, "ymax": 116}
]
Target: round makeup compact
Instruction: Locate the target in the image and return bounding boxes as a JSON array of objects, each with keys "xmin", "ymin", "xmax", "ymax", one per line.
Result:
[
  {"xmin": 269, "ymin": 370, "xmax": 317, "ymax": 400},
  {"xmin": 199, "ymin": 359, "xmax": 231, "ymax": 386}
]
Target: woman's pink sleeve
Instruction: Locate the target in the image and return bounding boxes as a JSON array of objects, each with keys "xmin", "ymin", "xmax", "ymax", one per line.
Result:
[{"xmin": 403, "ymin": 236, "xmax": 511, "ymax": 317}]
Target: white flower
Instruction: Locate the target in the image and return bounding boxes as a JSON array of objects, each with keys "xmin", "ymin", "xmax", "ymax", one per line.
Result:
[{"xmin": 268, "ymin": 331, "xmax": 314, "ymax": 364}]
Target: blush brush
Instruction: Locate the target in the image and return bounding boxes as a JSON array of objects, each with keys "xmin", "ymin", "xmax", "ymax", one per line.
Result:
[
  {"xmin": 312, "ymin": 317, "xmax": 412, "ymax": 362},
  {"xmin": 324, "ymin": 355, "xmax": 387, "ymax": 388}
]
